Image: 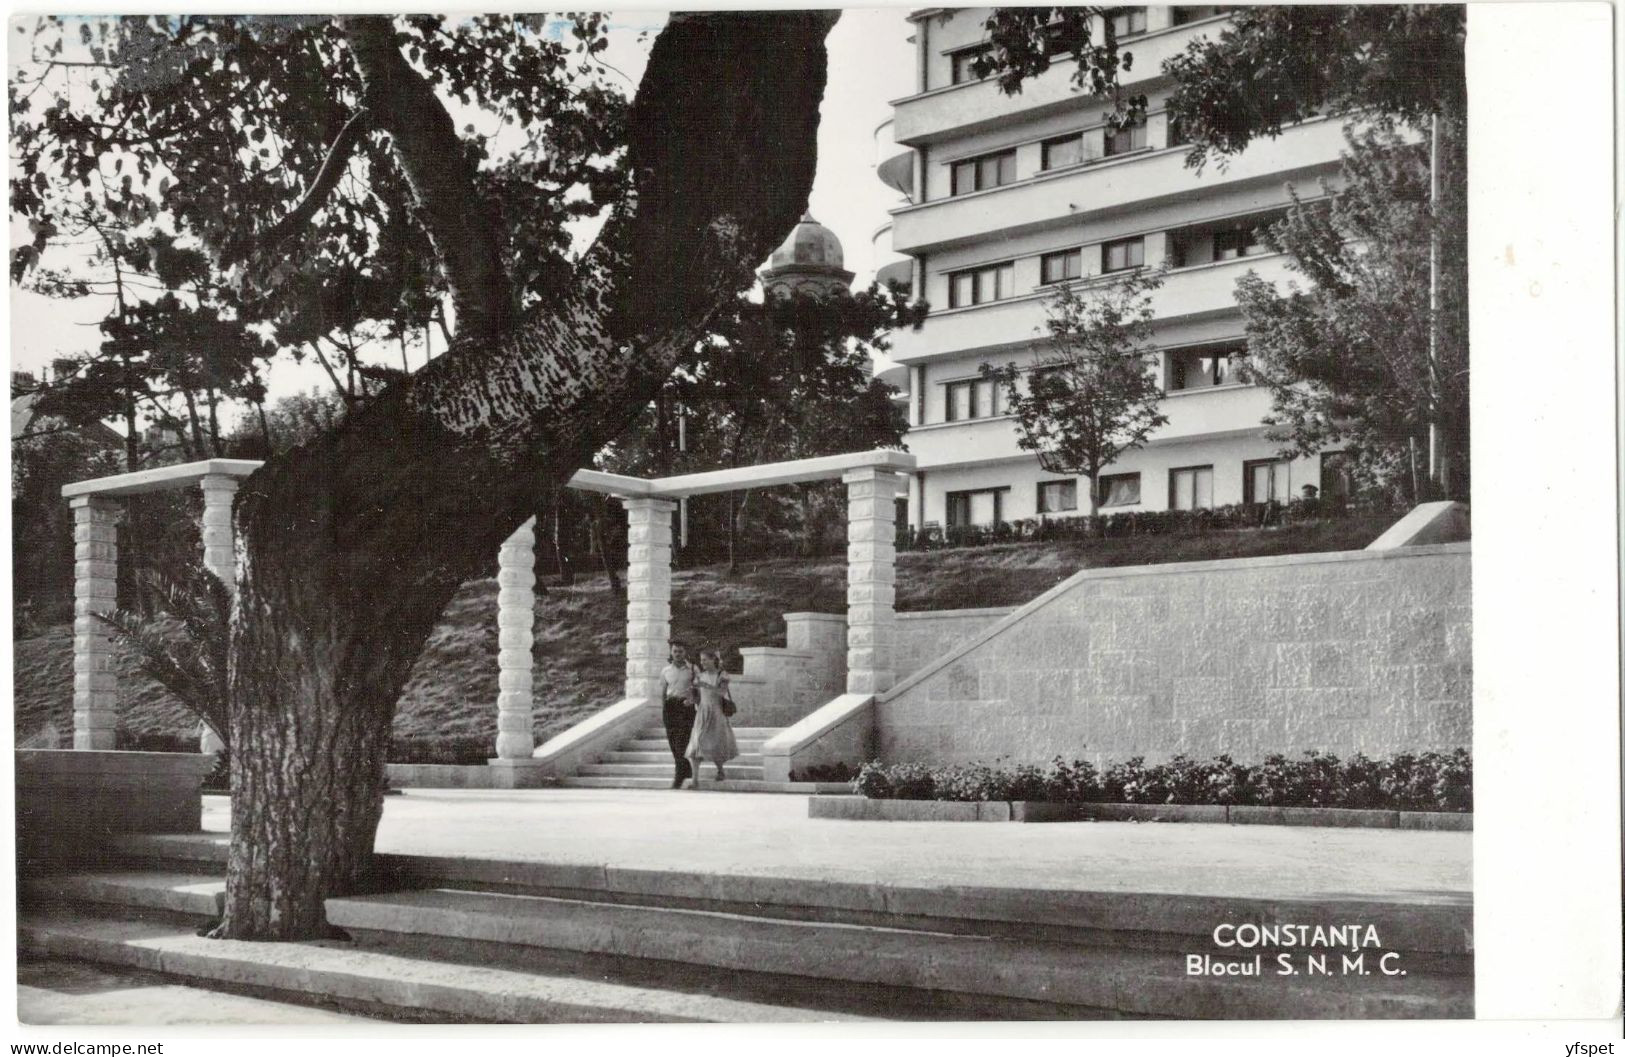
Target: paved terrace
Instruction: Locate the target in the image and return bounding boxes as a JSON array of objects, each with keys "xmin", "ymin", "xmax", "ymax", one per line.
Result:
[{"xmin": 202, "ymin": 789, "xmax": 1470, "ymax": 906}]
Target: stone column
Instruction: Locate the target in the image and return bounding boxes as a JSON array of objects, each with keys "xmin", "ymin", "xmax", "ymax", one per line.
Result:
[
  {"xmin": 494, "ymin": 517, "xmax": 538, "ymax": 759},
  {"xmin": 623, "ymin": 497, "xmax": 676, "ymax": 703},
  {"xmin": 70, "ymin": 496, "xmax": 120, "ymax": 750},
  {"xmin": 843, "ymin": 468, "xmax": 902, "ymax": 696},
  {"xmin": 197, "ymin": 474, "xmax": 239, "ymax": 754}
]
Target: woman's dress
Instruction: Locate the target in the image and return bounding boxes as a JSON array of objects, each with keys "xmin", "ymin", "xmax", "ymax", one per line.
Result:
[{"xmin": 686, "ymin": 670, "xmax": 738, "ymax": 764}]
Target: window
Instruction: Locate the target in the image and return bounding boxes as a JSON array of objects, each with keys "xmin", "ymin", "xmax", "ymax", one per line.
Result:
[
  {"xmin": 1172, "ymin": 6, "xmax": 1235, "ymax": 26},
  {"xmin": 1167, "ymin": 343, "xmax": 1242, "ymax": 390},
  {"xmin": 1102, "ymin": 237, "xmax": 1144, "ymax": 273},
  {"xmin": 1037, "ymin": 479, "xmax": 1078, "ymax": 514},
  {"xmin": 951, "ymin": 150, "xmax": 1016, "ymax": 196},
  {"xmin": 946, "ymin": 487, "xmax": 1007, "ymax": 527},
  {"xmin": 1166, "ymin": 114, "xmax": 1190, "ymax": 147},
  {"xmin": 1169, "ymin": 465, "xmax": 1214, "ymax": 511},
  {"xmin": 1098, "ymin": 472, "xmax": 1141, "ymax": 508},
  {"xmin": 1041, "ymin": 249, "xmax": 1083, "ymax": 285},
  {"xmin": 1243, "ymin": 458, "xmax": 1290, "ymax": 504},
  {"xmin": 947, "ymin": 261, "xmax": 1015, "ymax": 308},
  {"xmin": 1107, "ymin": 7, "xmax": 1148, "ymax": 38},
  {"xmin": 1104, "ymin": 117, "xmax": 1147, "ymax": 157},
  {"xmin": 1041, "ymin": 133, "xmax": 1086, "ymax": 171},
  {"xmin": 944, "ymin": 377, "xmax": 1002, "ymax": 421},
  {"xmin": 1214, "ymin": 223, "xmax": 1268, "ymax": 260},
  {"xmin": 950, "ymin": 46, "xmax": 990, "ymax": 85}
]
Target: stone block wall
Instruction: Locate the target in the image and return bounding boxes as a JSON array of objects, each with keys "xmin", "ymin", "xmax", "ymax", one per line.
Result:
[
  {"xmin": 895, "ymin": 607, "xmax": 1015, "ymax": 676},
  {"xmin": 785, "ymin": 613, "xmax": 846, "ymax": 700},
  {"xmin": 17, "ymin": 750, "xmax": 216, "ymax": 871},
  {"xmin": 875, "ymin": 544, "xmax": 1472, "ymax": 767}
]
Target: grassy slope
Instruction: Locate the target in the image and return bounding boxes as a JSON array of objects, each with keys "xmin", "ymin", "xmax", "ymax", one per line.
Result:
[{"xmin": 13, "ymin": 516, "xmax": 1394, "ymax": 748}]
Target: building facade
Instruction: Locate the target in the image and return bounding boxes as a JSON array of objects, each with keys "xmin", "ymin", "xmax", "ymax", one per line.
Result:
[{"xmin": 875, "ymin": 6, "xmax": 1354, "ymax": 531}]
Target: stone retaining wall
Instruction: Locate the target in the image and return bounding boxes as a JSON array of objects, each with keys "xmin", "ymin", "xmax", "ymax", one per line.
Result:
[
  {"xmin": 876, "ymin": 544, "xmax": 1471, "ymax": 767},
  {"xmin": 895, "ymin": 607, "xmax": 1015, "ymax": 676}
]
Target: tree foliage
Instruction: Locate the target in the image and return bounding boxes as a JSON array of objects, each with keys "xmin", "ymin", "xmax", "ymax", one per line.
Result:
[
  {"xmin": 1235, "ymin": 127, "xmax": 1468, "ymax": 500},
  {"xmin": 982, "ymin": 269, "xmax": 1168, "ymax": 518},
  {"xmin": 1159, "ymin": 5, "xmax": 1466, "ymax": 171},
  {"xmin": 970, "ymin": 7, "xmax": 1146, "ymax": 127},
  {"xmin": 11, "ymin": 15, "xmax": 630, "ymax": 409}
]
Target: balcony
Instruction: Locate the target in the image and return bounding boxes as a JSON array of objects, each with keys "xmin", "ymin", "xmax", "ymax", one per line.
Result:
[
  {"xmin": 905, "ymin": 382, "xmax": 1272, "ymax": 471},
  {"xmin": 873, "ymin": 118, "xmax": 915, "ymax": 200},
  {"xmin": 893, "ymin": 16, "xmax": 1232, "ymax": 146},
  {"xmin": 891, "ymin": 118, "xmax": 1346, "ymax": 256},
  {"xmin": 889, "ymin": 253, "xmax": 1298, "ymax": 364}
]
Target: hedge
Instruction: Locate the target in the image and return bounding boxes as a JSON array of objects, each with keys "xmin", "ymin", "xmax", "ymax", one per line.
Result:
[
  {"xmin": 897, "ymin": 497, "xmax": 1402, "ymax": 552},
  {"xmin": 854, "ymin": 750, "xmax": 1472, "ymax": 813}
]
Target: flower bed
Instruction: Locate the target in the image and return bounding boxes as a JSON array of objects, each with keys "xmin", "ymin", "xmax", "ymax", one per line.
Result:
[{"xmin": 852, "ymin": 750, "xmax": 1472, "ymax": 813}]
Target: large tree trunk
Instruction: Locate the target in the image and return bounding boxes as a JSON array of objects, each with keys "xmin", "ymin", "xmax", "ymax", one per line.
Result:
[{"xmin": 213, "ymin": 11, "xmax": 836, "ymax": 940}]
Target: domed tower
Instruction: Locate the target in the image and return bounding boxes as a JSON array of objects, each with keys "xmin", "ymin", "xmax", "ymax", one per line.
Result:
[{"xmin": 760, "ymin": 213, "xmax": 855, "ymax": 297}]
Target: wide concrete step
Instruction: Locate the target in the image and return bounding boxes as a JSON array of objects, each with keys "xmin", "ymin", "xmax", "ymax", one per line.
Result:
[
  {"xmin": 24, "ymin": 870, "xmax": 225, "ymax": 918},
  {"xmin": 111, "ymin": 832, "xmax": 230, "ymax": 869},
  {"xmin": 19, "ymin": 908, "xmax": 868, "ymax": 1024},
  {"xmin": 623, "ymin": 738, "xmax": 771, "ymax": 754},
  {"xmin": 637, "ymin": 726, "xmax": 780, "ymax": 740},
  {"xmin": 556, "ymin": 777, "xmax": 849, "ymax": 794},
  {"xmin": 325, "ymin": 887, "xmax": 1471, "ymax": 1020},
  {"xmin": 579, "ymin": 763, "xmax": 766, "ymax": 780},
  {"xmin": 603, "ymin": 751, "xmax": 765, "ymax": 766}
]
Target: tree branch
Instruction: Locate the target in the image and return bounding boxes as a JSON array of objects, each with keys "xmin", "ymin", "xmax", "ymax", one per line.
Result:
[
  {"xmin": 260, "ymin": 106, "xmax": 371, "ymax": 249},
  {"xmin": 340, "ymin": 16, "xmax": 514, "ymax": 342}
]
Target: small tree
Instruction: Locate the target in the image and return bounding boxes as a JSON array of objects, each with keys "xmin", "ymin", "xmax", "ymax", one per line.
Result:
[{"xmin": 982, "ymin": 268, "xmax": 1168, "ymax": 521}]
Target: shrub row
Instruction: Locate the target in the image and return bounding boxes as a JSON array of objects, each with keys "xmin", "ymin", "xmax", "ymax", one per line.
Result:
[
  {"xmin": 854, "ymin": 750, "xmax": 1472, "ymax": 813},
  {"xmin": 896, "ymin": 497, "xmax": 1401, "ymax": 552}
]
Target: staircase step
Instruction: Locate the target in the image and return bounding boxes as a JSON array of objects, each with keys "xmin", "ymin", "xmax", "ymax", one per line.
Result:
[
  {"xmin": 325, "ymin": 887, "xmax": 1471, "ymax": 1020},
  {"xmin": 622, "ymin": 740, "xmax": 770, "ymax": 755},
  {"xmin": 24, "ymin": 870, "xmax": 225, "ymax": 919},
  {"xmin": 111, "ymin": 832, "xmax": 230, "ymax": 869},
  {"xmin": 19, "ymin": 908, "xmax": 868, "ymax": 1024},
  {"xmin": 603, "ymin": 751, "xmax": 764, "ymax": 766},
  {"xmin": 637, "ymin": 726, "xmax": 780, "ymax": 739},
  {"xmin": 579, "ymin": 763, "xmax": 766, "ymax": 780}
]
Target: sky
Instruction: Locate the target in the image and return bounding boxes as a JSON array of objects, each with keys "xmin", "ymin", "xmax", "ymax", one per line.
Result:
[{"xmin": 6, "ymin": 10, "xmax": 917, "ymax": 416}]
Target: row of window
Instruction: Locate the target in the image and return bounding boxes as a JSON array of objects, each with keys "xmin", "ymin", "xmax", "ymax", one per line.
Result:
[
  {"xmin": 941, "ymin": 451, "xmax": 1331, "ymax": 527},
  {"xmin": 949, "ymin": 117, "xmax": 1149, "ymax": 199},
  {"xmin": 947, "ymin": 7, "xmax": 1236, "ymax": 87},
  {"xmin": 943, "ymin": 214, "xmax": 1274, "ymax": 311},
  {"xmin": 933, "ymin": 342, "xmax": 1244, "ymax": 425}
]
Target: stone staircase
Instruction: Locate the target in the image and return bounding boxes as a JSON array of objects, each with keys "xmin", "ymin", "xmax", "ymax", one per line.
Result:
[
  {"xmin": 18, "ymin": 832, "xmax": 1474, "ymax": 1022},
  {"xmin": 562, "ymin": 725, "xmax": 774, "ymax": 791},
  {"xmin": 557, "ymin": 724, "xmax": 850, "ymax": 793}
]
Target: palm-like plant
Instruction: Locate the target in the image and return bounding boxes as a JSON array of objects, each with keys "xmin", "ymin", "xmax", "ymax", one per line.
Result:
[{"xmin": 96, "ymin": 567, "xmax": 231, "ymax": 749}]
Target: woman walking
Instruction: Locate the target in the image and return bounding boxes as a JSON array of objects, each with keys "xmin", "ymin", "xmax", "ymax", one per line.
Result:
[{"xmin": 686, "ymin": 647, "xmax": 739, "ymax": 786}]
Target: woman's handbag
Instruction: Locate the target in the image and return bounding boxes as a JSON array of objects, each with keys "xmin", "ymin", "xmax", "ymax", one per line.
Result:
[{"xmin": 720, "ymin": 683, "xmax": 737, "ymax": 718}]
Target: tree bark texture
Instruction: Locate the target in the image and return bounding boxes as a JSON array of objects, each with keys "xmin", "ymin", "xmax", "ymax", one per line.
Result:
[{"xmin": 217, "ymin": 11, "xmax": 837, "ymax": 939}]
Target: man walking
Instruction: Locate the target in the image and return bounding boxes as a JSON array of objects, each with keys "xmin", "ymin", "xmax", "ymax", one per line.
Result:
[{"xmin": 660, "ymin": 642, "xmax": 699, "ymax": 788}]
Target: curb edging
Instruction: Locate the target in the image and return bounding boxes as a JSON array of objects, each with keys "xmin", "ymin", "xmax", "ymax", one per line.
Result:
[{"xmin": 809, "ymin": 797, "xmax": 1472, "ymax": 831}]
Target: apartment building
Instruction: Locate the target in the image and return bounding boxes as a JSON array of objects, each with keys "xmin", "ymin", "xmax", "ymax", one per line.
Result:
[{"xmin": 873, "ymin": 6, "xmax": 1355, "ymax": 531}]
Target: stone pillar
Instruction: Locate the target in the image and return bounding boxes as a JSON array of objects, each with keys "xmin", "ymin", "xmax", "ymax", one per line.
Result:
[
  {"xmin": 70, "ymin": 496, "xmax": 120, "ymax": 750},
  {"xmin": 843, "ymin": 468, "xmax": 902, "ymax": 696},
  {"xmin": 197, "ymin": 474, "xmax": 239, "ymax": 754},
  {"xmin": 623, "ymin": 497, "xmax": 676, "ymax": 703},
  {"xmin": 494, "ymin": 517, "xmax": 538, "ymax": 759}
]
